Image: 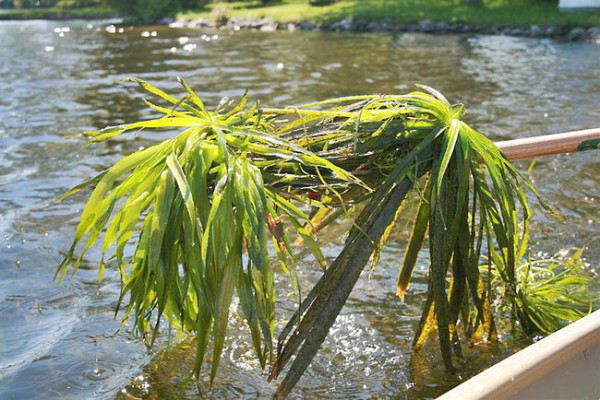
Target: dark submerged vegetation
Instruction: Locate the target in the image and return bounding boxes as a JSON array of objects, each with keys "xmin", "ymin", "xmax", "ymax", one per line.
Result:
[{"xmin": 56, "ymin": 79, "xmax": 597, "ymax": 397}]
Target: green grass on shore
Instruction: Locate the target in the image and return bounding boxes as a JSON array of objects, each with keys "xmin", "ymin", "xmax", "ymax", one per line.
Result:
[
  {"xmin": 0, "ymin": 6, "xmax": 116, "ymax": 20},
  {"xmin": 178, "ymin": 0, "xmax": 600, "ymax": 29},
  {"xmin": 1, "ymin": 1, "xmax": 598, "ymax": 29}
]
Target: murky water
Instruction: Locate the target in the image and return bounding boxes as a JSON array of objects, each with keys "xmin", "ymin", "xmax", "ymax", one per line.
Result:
[{"xmin": 0, "ymin": 20, "xmax": 598, "ymax": 399}]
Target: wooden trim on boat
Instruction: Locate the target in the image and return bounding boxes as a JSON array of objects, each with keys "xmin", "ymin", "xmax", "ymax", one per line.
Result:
[{"xmin": 496, "ymin": 127, "xmax": 600, "ymax": 161}]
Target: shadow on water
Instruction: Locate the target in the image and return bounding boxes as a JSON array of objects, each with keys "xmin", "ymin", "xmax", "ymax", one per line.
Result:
[{"xmin": 0, "ymin": 20, "xmax": 598, "ymax": 399}]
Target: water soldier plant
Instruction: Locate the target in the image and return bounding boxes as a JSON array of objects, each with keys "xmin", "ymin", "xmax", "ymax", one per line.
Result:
[
  {"xmin": 488, "ymin": 247, "xmax": 596, "ymax": 336},
  {"xmin": 55, "ymin": 79, "xmax": 594, "ymax": 398}
]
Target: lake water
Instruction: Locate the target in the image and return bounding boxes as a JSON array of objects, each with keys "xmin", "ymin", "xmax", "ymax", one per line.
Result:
[{"xmin": 0, "ymin": 20, "xmax": 598, "ymax": 399}]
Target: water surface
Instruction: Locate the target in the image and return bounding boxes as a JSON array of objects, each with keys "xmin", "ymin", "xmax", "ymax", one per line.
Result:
[{"xmin": 0, "ymin": 20, "xmax": 598, "ymax": 399}]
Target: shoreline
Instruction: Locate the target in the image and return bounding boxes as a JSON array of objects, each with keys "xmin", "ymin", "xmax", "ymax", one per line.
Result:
[
  {"xmin": 0, "ymin": 9, "xmax": 118, "ymax": 21},
  {"xmin": 2, "ymin": 10, "xmax": 599, "ymax": 42},
  {"xmin": 171, "ymin": 16, "xmax": 600, "ymax": 42}
]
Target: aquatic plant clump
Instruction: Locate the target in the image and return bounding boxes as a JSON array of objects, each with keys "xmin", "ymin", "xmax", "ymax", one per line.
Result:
[
  {"xmin": 488, "ymin": 247, "xmax": 597, "ymax": 335},
  {"xmin": 56, "ymin": 78, "xmax": 563, "ymax": 396},
  {"xmin": 55, "ymin": 78, "xmax": 363, "ymax": 381}
]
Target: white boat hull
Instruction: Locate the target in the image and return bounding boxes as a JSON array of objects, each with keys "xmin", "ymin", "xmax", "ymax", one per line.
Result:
[{"xmin": 438, "ymin": 309, "xmax": 600, "ymax": 400}]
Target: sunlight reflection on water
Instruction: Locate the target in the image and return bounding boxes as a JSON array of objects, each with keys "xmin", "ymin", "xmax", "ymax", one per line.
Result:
[{"xmin": 0, "ymin": 20, "xmax": 598, "ymax": 399}]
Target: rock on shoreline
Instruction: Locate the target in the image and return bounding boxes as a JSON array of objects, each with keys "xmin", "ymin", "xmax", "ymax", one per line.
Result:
[{"xmin": 170, "ymin": 16, "xmax": 600, "ymax": 42}]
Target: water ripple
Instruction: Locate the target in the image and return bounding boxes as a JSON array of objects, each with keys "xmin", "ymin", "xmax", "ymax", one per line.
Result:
[{"xmin": 0, "ymin": 20, "xmax": 598, "ymax": 400}]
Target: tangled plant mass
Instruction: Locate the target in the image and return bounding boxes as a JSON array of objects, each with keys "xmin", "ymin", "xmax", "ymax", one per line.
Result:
[{"xmin": 56, "ymin": 79, "xmax": 595, "ymax": 398}]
